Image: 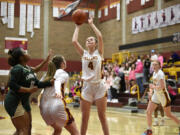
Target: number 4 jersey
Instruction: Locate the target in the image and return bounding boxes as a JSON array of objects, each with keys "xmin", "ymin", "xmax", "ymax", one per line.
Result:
[{"xmin": 82, "ymin": 50, "xmax": 103, "ymax": 83}]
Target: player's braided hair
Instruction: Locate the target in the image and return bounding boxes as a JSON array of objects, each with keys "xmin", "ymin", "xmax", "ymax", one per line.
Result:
[{"xmin": 8, "ymin": 47, "xmax": 24, "ymax": 66}]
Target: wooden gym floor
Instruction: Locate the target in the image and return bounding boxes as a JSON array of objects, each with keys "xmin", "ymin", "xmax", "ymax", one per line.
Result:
[{"xmin": 0, "ymin": 104, "xmax": 179, "ymax": 135}]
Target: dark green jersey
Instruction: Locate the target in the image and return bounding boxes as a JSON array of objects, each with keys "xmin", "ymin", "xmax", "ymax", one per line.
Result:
[{"xmin": 5, "ymin": 64, "xmax": 52, "ymax": 117}]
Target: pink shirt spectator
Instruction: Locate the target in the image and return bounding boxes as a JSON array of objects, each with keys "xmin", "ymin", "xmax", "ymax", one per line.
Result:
[
  {"xmin": 158, "ymin": 55, "xmax": 164, "ymax": 68},
  {"xmin": 113, "ymin": 66, "xmax": 119, "ymax": 75},
  {"xmin": 129, "ymin": 70, "xmax": 136, "ymax": 81},
  {"xmin": 168, "ymin": 85, "xmax": 177, "ymax": 96},
  {"xmin": 135, "ymin": 60, "xmax": 143, "ymax": 73}
]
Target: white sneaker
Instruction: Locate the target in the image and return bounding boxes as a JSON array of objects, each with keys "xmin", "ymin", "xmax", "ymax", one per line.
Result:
[
  {"xmin": 111, "ymin": 99, "xmax": 118, "ymax": 103},
  {"xmin": 153, "ymin": 121, "xmax": 159, "ymax": 126},
  {"xmin": 113, "ymin": 99, "xmax": 118, "ymax": 103},
  {"xmin": 124, "ymin": 90, "xmax": 130, "ymax": 93},
  {"xmin": 107, "ymin": 99, "xmax": 111, "ymax": 102},
  {"xmin": 159, "ymin": 120, "xmax": 164, "ymax": 126}
]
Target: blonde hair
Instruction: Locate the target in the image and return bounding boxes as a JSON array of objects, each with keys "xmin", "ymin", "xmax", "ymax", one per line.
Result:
[
  {"xmin": 153, "ymin": 60, "xmax": 161, "ymax": 66},
  {"xmin": 44, "ymin": 61, "xmax": 56, "ymax": 82}
]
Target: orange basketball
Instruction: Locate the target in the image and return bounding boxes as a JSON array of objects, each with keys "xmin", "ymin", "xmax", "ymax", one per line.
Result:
[{"xmin": 72, "ymin": 9, "xmax": 87, "ymax": 25}]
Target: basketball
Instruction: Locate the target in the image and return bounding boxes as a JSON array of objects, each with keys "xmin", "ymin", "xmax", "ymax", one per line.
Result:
[{"xmin": 72, "ymin": 9, "xmax": 87, "ymax": 25}]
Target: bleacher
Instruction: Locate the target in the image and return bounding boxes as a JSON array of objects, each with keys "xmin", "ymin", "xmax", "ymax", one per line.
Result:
[{"xmin": 163, "ymin": 61, "xmax": 180, "ymax": 81}]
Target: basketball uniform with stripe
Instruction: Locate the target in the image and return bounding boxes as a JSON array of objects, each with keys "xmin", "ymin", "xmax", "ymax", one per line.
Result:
[
  {"xmin": 151, "ymin": 69, "xmax": 171, "ymax": 107},
  {"xmin": 40, "ymin": 69, "xmax": 74, "ymax": 127},
  {"xmin": 81, "ymin": 50, "xmax": 106, "ymax": 102}
]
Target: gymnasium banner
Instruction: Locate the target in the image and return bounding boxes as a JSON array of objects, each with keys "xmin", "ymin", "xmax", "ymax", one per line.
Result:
[
  {"xmin": 132, "ymin": 4, "xmax": 180, "ymax": 34},
  {"xmin": 116, "ymin": 3, "xmax": 120, "ymax": 21},
  {"xmin": 34, "ymin": 5, "xmax": 40, "ymax": 29},
  {"xmin": 98, "ymin": 0, "xmax": 120, "ymax": 23},
  {"xmin": 158, "ymin": 9, "xmax": 167, "ymax": 28},
  {"xmin": 1, "ymin": 1, "xmax": 7, "ymax": 17},
  {"xmin": 176, "ymin": 4, "xmax": 180, "ymax": 24},
  {"xmin": 152, "ymin": 11, "xmax": 159, "ymax": 29},
  {"xmin": 7, "ymin": 0, "xmax": 15, "ymax": 29},
  {"xmin": 145, "ymin": 12, "xmax": 153, "ymax": 31},
  {"xmin": 27, "ymin": 4, "xmax": 34, "ymax": 32},
  {"xmin": 4, "ymin": 37, "xmax": 28, "ymax": 53},
  {"xmin": 98, "ymin": 10, "xmax": 102, "ymax": 18},
  {"xmin": 126, "ymin": 0, "xmax": 130, "ymax": 5},
  {"xmin": 19, "ymin": 3, "xmax": 26, "ymax": 36},
  {"xmin": 141, "ymin": 0, "xmax": 145, "ymax": 6},
  {"xmin": 132, "ymin": 17, "xmax": 139, "ymax": 34}
]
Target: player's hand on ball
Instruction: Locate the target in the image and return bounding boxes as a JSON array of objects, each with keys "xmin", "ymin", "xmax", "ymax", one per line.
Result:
[{"xmin": 88, "ymin": 16, "xmax": 94, "ymax": 25}]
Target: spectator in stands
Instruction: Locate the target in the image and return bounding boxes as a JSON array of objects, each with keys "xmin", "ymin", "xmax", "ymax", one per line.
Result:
[
  {"xmin": 119, "ymin": 72, "xmax": 126, "ymax": 93},
  {"xmin": 151, "ymin": 50, "xmax": 158, "ymax": 61},
  {"xmin": 104, "ymin": 71, "xmax": 113, "ymax": 102},
  {"xmin": 167, "ymin": 83, "xmax": 177, "ymax": 104},
  {"xmin": 144, "ymin": 55, "xmax": 151, "ymax": 83},
  {"xmin": 124, "ymin": 63, "xmax": 131, "ymax": 91},
  {"xmin": 129, "ymin": 54, "xmax": 137, "ymax": 65},
  {"xmin": 135, "ymin": 56, "xmax": 144, "ymax": 94},
  {"xmin": 119, "ymin": 63, "xmax": 126, "ymax": 92},
  {"xmin": 158, "ymin": 53, "xmax": 164, "ymax": 68},
  {"xmin": 129, "ymin": 80, "xmax": 140, "ymax": 101},
  {"xmin": 168, "ymin": 51, "xmax": 180, "ymax": 64},
  {"xmin": 110, "ymin": 73, "xmax": 121, "ymax": 103},
  {"xmin": 113, "ymin": 62, "xmax": 119, "ymax": 75},
  {"xmin": 129, "ymin": 64, "xmax": 136, "ymax": 81},
  {"xmin": 125, "ymin": 56, "xmax": 129, "ymax": 64},
  {"xmin": 153, "ymin": 104, "xmax": 165, "ymax": 126},
  {"xmin": 119, "ymin": 63, "xmax": 125, "ymax": 73}
]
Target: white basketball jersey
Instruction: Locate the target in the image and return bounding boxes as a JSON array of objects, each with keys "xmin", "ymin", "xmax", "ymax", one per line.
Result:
[
  {"xmin": 82, "ymin": 50, "xmax": 103, "ymax": 83},
  {"xmin": 54, "ymin": 69, "xmax": 69, "ymax": 96},
  {"xmin": 152, "ymin": 69, "xmax": 168, "ymax": 93}
]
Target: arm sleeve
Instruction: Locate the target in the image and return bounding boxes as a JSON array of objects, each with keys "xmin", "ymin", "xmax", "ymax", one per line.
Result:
[
  {"xmin": 36, "ymin": 80, "xmax": 52, "ymax": 88},
  {"xmin": 8, "ymin": 67, "xmax": 22, "ymax": 92},
  {"xmin": 158, "ymin": 71, "xmax": 165, "ymax": 80}
]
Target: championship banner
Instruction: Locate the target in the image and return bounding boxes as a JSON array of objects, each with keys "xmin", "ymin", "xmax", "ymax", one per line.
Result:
[
  {"xmin": 132, "ymin": 4, "xmax": 180, "ymax": 34},
  {"xmin": 176, "ymin": 4, "xmax": 180, "ymax": 24},
  {"xmin": 5, "ymin": 37, "xmax": 28, "ymax": 53},
  {"xmin": 110, "ymin": 0, "xmax": 120, "ymax": 8},
  {"xmin": 132, "ymin": 17, "xmax": 139, "ymax": 34},
  {"xmin": 138, "ymin": 15, "xmax": 145, "ymax": 32},
  {"xmin": 145, "ymin": 12, "xmax": 153, "ymax": 31},
  {"xmin": 152, "ymin": 11, "xmax": 159, "ymax": 29}
]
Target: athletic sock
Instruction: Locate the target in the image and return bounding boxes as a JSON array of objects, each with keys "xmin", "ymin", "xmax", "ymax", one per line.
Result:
[
  {"xmin": 161, "ymin": 117, "xmax": 164, "ymax": 121},
  {"xmin": 147, "ymin": 126, "xmax": 152, "ymax": 130},
  {"xmin": 154, "ymin": 118, "xmax": 158, "ymax": 122}
]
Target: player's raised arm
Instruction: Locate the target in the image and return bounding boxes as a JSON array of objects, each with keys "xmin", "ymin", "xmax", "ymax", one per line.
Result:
[
  {"xmin": 72, "ymin": 25, "xmax": 84, "ymax": 56},
  {"xmin": 88, "ymin": 17, "xmax": 104, "ymax": 56}
]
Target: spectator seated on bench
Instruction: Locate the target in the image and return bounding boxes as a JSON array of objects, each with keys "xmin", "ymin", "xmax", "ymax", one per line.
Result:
[{"xmin": 129, "ymin": 79, "xmax": 140, "ymax": 101}]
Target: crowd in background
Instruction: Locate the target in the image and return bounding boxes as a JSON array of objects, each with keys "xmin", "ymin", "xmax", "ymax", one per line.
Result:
[
  {"xmin": 0, "ymin": 50, "xmax": 180, "ymax": 104},
  {"xmin": 101, "ymin": 50, "xmax": 180, "ymax": 102}
]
